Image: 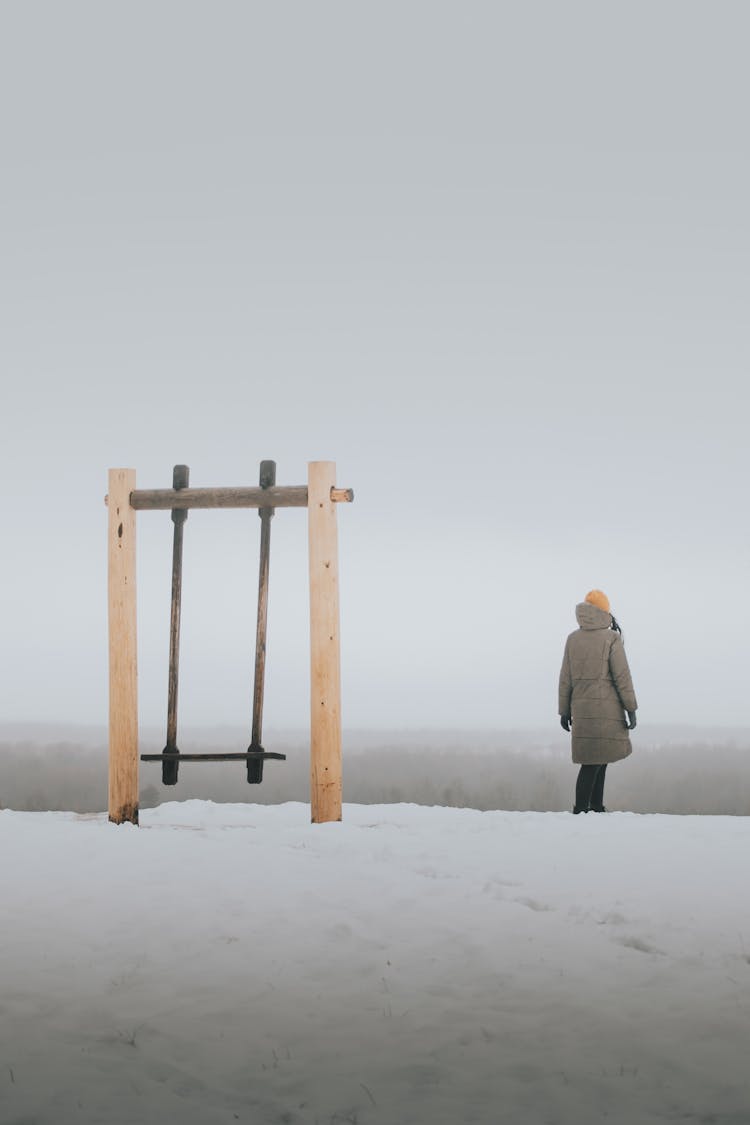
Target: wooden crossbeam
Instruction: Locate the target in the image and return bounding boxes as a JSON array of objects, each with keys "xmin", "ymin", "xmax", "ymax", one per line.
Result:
[{"xmin": 126, "ymin": 485, "xmax": 353, "ymax": 511}]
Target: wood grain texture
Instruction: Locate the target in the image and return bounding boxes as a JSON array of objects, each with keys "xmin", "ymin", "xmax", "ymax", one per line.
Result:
[
  {"xmin": 108, "ymin": 469, "xmax": 139, "ymax": 825},
  {"xmin": 308, "ymin": 461, "xmax": 342, "ymax": 823},
  {"xmin": 330, "ymin": 488, "xmax": 354, "ymax": 503},
  {"xmin": 131, "ymin": 486, "xmax": 308, "ymax": 510}
]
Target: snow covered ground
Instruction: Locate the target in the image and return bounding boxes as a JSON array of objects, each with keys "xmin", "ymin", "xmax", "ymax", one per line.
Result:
[{"xmin": 2, "ymin": 802, "xmax": 749, "ymax": 1125}]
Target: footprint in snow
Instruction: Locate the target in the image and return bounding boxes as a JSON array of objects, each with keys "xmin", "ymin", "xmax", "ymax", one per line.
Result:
[
  {"xmin": 482, "ymin": 878, "xmax": 522, "ymax": 898},
  {"xmin": 515, "ymin": 897, "xmax": 555, "ymax": 913},
  {"xmin": 597, "ymin": 911, "xmax": 629, "ymax": 926},
  {"xmin": 617, "ymin": 935, "xmax": 666, "ymax": 956},
  {"xmin": 416, "ymin": 865, "xmax": 457, "ymax": 880}
]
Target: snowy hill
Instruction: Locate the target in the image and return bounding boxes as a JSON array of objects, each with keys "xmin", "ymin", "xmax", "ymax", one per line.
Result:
[{"xmin": 2, "ymin": 802, "xmax": 749, "ymax": 1124}]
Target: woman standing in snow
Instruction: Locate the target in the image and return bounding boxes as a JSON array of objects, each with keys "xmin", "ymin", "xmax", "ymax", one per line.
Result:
[{"xmin": 558, "ymin": 590, "xmax": 638, "ymax": 814}]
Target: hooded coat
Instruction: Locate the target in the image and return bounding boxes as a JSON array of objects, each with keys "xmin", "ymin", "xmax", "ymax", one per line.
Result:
[{"xmin": 558, "ymin": 603, "xmax": 638, "ymax": 765}]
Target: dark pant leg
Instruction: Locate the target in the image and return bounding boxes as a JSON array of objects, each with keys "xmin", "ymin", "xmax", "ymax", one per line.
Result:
[
  {"xmin": 589, "ymin": 764, "xmax": 607, "ymax": 810},
  {"xmin": 575, "ymin": 765, "xmax": 600, "ymax": 811}
]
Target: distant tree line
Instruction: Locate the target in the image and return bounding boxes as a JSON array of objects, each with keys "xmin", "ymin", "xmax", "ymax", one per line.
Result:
[{"xmin": 1, "ymin": 732, "xmax": 749, "ymax": 815}]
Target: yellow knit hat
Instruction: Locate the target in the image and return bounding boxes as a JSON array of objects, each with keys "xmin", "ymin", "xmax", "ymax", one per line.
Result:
[{"xmin": 584, "ymin": 589, "xmax": 610, "ymax": 613}]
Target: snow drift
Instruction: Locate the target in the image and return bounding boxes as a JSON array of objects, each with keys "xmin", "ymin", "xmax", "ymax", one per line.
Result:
[{"xmin": 2, "ymin": 802, "xmax": 749, "ymax": 1124}]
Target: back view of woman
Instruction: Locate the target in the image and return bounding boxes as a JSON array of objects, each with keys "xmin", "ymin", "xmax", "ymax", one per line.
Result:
[{"xmin": 558, "ymin": 590, "xmax": 638, "ymax": 813}]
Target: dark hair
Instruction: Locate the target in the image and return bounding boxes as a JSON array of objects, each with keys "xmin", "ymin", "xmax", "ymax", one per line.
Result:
[{"xmin": 610, "ymin": 615, "xmax": 625, "ymax": 646}]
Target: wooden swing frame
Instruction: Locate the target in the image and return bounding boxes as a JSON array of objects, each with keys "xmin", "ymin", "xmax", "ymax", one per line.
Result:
[{"xmin": 107, "ymin": 461, "xmax": 353, "ymax": 826}]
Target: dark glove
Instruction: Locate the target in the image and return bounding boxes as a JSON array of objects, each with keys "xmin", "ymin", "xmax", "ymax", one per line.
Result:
[
  {"xmin": 560, "ymin": 715, "xmax": 571, "ymax": 732},
  {"xmin": 626, "ymin": 711, "xmax": 637, "ymax": 730}
]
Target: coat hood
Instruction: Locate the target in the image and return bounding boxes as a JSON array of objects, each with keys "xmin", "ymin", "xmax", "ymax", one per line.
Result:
[{"xmin": 575, "ymin": 602, "xmax": 612, "ymax": 631}]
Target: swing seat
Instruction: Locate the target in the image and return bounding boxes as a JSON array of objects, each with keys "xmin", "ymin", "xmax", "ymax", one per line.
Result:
[
  {"xmin": 141, "ymin": 751, "xmax": 286, "ymax": 761},
  {"xmin": 140, "ymin": 749, "xmax": 287, "ymax": 786}
]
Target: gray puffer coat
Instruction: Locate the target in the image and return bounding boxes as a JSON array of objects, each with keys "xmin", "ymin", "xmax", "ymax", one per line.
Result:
[{"xmin": 558, "ymin": 603, "xmax": 638, "ymax": 765}]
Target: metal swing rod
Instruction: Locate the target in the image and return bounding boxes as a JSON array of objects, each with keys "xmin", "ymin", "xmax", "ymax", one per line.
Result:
[
  {"xmin": 247, "ymin": 460, "xmax": 275, "ymax": 784},
  {"xmin": 160, "ymin": 464, "xmax": 189, "ymax": 785},
  {"xmin": 140, "ymin": 461, "xmax": 293, "ymax": 783}
]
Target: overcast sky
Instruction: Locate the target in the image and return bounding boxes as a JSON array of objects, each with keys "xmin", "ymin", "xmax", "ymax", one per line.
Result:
[{"xmin": 1, "ymin": 2, "xmax": 748, "ymax": 734}]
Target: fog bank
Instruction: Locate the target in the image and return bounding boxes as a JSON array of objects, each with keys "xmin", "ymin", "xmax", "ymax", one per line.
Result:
[{"xmin": 1, "ymin": 726, "xmax": 748, "ymax": 817}]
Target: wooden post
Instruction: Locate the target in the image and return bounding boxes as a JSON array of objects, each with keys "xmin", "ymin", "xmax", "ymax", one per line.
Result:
[
  {"xmin": 108, "ymin": 469, "xmax": 139, "ymax": 825},
  {"xmin": 308, "ymin": 461, "xmax": 343, "ymax": 823}
]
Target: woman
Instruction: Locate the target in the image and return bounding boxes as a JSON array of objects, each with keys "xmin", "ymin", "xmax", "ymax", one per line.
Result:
[{"xmin": 558, "ymin": 589, "xmax": 638, "ymax": 813}]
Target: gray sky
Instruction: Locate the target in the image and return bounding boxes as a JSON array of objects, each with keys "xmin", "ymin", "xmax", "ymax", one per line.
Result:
[{"xmin": 1, "ymin": 2, "xmax": 748, "ymax": 731}]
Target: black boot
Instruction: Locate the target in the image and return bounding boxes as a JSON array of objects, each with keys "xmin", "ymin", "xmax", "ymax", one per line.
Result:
[
  {"xmin": 574, "ymin": 765, "xmax": 600, "ymax": 815},
  {"xmin": 589, "ymin": 765, "xmax": 608, "ymax": 812}
]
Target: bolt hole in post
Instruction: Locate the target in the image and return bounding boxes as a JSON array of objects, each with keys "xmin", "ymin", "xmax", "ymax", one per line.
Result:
[
  {"xmin": 308, "ymin": 461, "xmax": 343, "ymax": 823},
  {"xmin": 108, "ymin": 469, "xmax": 139, "ymax": 824}
]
